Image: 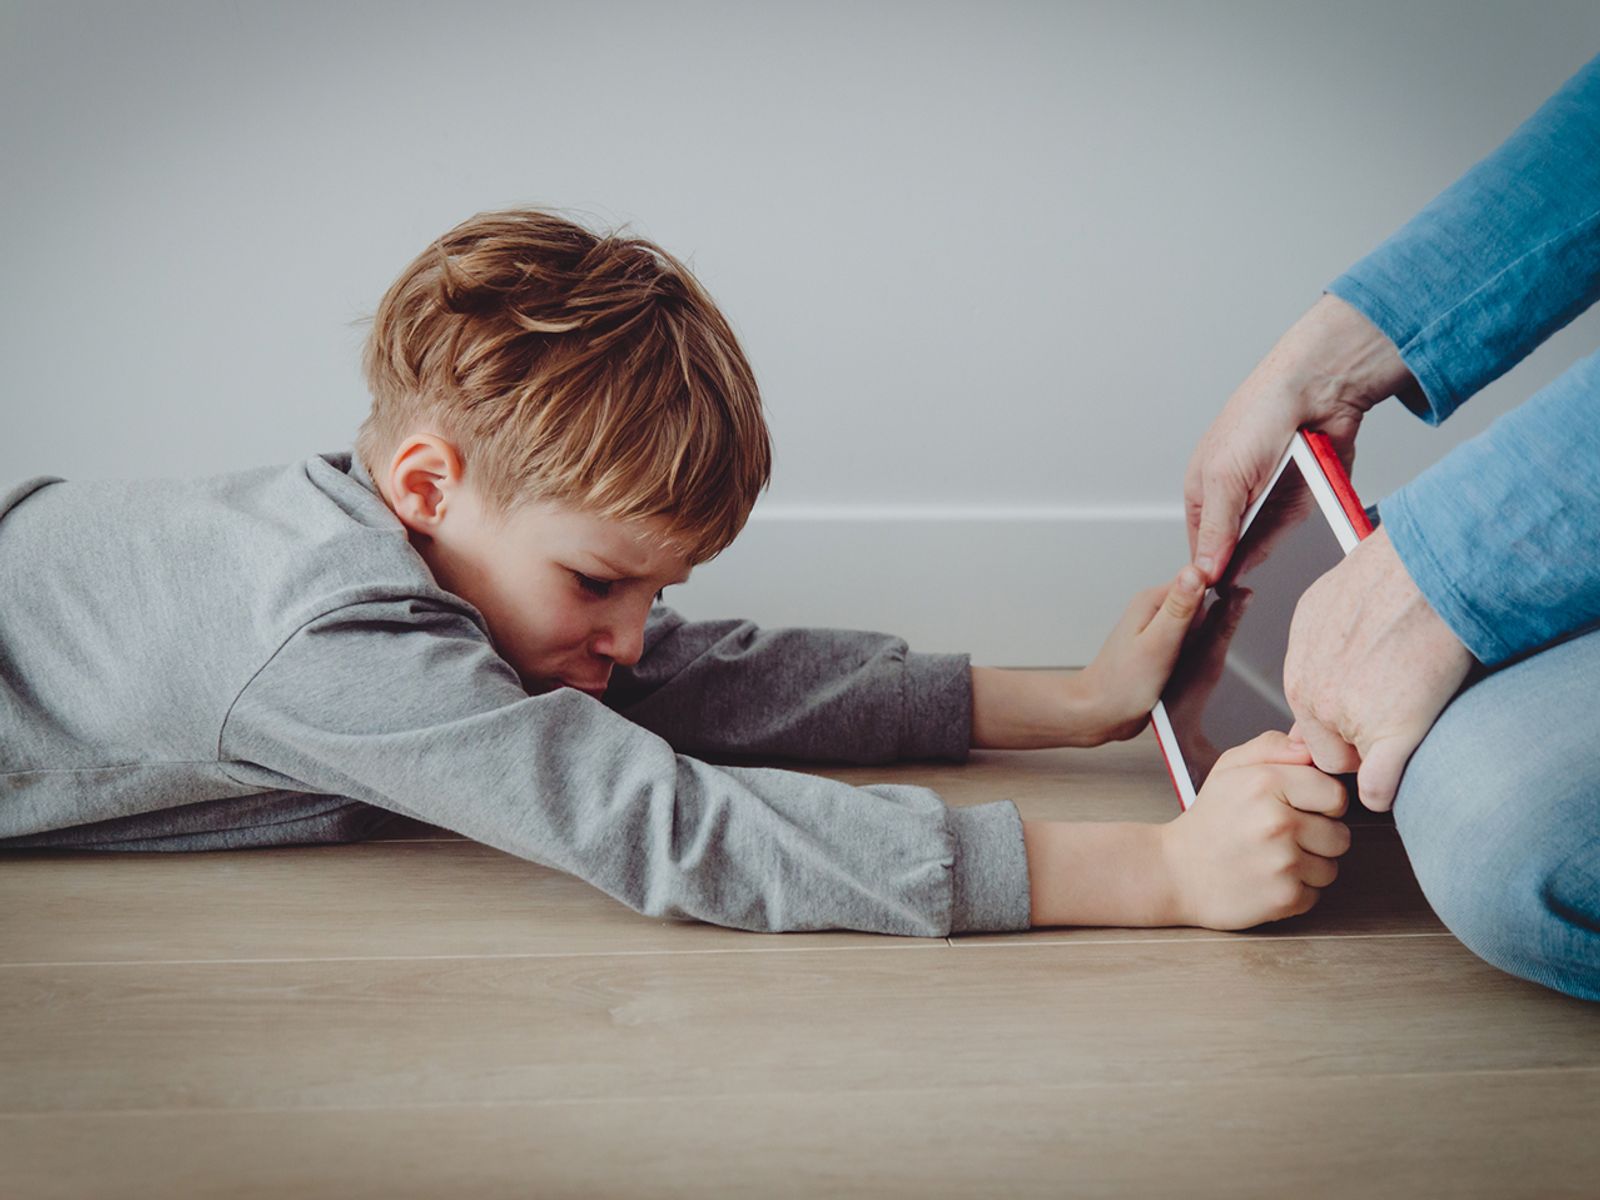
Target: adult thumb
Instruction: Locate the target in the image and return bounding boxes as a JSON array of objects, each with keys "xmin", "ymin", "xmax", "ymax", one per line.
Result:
[
  {"xmin": 1194, "ymin": 479, "xmax": 1245, "ymax": 584},
  {"xmin": 1356, "ymin": 735, "xmax": 1416, "ymax": 813}
]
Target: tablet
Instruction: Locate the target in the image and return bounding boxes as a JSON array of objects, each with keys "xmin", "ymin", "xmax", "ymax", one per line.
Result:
[{"xmin": 1150, "ymin": 430, "xmax": 1373, "ymax": 810}]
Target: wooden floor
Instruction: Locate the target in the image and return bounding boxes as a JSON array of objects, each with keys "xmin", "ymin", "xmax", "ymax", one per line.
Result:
[{"xmin": 3, "ymin": 728, "xmax": 1597, "ymax": 1199}]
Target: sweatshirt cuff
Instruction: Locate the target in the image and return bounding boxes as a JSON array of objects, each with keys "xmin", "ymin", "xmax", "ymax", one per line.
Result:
[
  {"xmin": 900, "ymin": 650, "xmax": 973, "ymax": 763},
  {"xmin": 945, "ymin": 800, "xmax": 1032, "ymax": 933}
]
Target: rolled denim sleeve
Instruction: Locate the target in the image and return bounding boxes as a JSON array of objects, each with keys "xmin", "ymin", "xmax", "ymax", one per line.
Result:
[
  {"xmin": 1327, "ymin": 53, "xmax": 1600, "ymax": 663},
  {"xmin": 1379, "ymin": 349, "xmax": 1600, "ymax": 665},
  {"xmin": 1328, "ymin": 53, "xmax": 1600, "ymax": 423}
]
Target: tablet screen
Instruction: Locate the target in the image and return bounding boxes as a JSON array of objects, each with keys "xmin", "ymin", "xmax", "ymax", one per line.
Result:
[{"xmin": 1158, "ymin": 456, "xmax": 1345, "ymax": 795}]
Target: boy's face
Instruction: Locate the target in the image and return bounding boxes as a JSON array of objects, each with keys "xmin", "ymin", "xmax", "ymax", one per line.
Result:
[{"xmin": 379, "ymin": 436, "xmax": 694, "ymax": 698}]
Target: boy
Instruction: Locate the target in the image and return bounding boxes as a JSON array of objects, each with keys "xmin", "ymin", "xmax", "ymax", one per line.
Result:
[{"xmin": 0, "ymin": 209, "xmax": 1350, "ymax": 936}]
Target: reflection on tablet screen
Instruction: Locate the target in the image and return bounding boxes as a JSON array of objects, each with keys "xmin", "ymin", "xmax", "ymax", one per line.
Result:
[{"xmin": 1160, "ymin": 457, "xmax": 1345, "ymax": 795}]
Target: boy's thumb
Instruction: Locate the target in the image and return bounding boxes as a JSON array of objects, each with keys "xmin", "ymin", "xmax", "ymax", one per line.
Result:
[
  {"xmin": 1158, "ymin": 567, "xmax": 1205, "ymax": 625},
  {"xmin": 1140, "ymin": 567, "xmax": 1205, "ymax": 656}
]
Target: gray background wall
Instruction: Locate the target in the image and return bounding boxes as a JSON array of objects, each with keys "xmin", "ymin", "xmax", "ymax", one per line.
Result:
[{"xmin": 5, "ymin": 1, "xmax": 1598, "ymax": 664}]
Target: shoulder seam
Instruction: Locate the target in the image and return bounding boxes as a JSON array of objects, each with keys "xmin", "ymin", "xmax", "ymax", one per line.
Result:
[{"xmin": 212, "ymin": 595, "xmax": 485, "ymax": 769}]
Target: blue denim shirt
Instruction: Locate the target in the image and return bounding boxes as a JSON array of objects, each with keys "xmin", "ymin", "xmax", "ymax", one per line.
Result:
[{"xmin": 1327, "ymin": 53, "xmax": 1600, "ymax": 666}]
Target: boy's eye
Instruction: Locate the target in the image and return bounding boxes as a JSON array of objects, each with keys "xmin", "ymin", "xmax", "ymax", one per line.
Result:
[
  {"xmin": 575, "ymin": 573, "xmax": 613, "ymax": 598},
  {"xmin": 573, "ymin": 572, "xmax": 668, "ymax": 604}
]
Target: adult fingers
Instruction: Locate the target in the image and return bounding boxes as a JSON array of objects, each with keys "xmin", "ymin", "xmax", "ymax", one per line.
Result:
[
  {"xmin": 1356, "ymin": 733, "xmax": 1419, "ymax": 813},
  {"xmin": 1192, "ymin": 467, "xmax": 1250, "ymax": 584},
  {"xmin": 1184, "ymin": 451, "xmax": 1207, "ymax": 560}
]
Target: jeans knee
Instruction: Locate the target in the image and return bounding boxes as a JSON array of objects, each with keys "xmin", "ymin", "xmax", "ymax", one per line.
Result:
[{"xmin": 1396, "ymin": 767, "xmax": 1600, "ymax": 1004}]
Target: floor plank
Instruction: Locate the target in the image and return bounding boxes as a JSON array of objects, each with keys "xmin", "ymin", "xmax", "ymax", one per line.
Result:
[
  {"xmin": 6, "ymin": 1067, "xmax": 1599, "ymax": 1200},
  {"xmin": 4, "ymin": 726, "xmax": 1587, "ymax": 1199},
  {"xmin": 0, "ymin": 823, "xmax": 1437, "ymax": 967},
  {"xmin": 5, "ymin": 937, "xmax": 1594, "ymax": 1116}
]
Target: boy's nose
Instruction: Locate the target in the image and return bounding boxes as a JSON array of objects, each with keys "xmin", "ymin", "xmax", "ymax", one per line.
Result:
[{"xmin": 592, "ymin": 615, "xmax": 647, "ymax": 670}]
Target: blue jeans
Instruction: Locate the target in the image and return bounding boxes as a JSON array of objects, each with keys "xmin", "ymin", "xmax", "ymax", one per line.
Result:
[{"xmin": 1394, "ymin": 624, "xmax": 1600, "ymax": 1002}]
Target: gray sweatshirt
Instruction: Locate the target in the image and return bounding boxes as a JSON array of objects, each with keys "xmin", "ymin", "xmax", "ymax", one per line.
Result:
[{"xmin": 0, "ymin": 450, "xmax": 1032, "ymax": 936}]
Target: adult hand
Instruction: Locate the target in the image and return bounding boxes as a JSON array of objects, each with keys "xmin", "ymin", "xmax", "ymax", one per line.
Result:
[
  {"xmin": 1283, "ymin": 527, "xmax": 1474, "ymax": 812},
  {"xmin": 1184, "ymin": 293, "xmax": 1419, "ymax": 584}
]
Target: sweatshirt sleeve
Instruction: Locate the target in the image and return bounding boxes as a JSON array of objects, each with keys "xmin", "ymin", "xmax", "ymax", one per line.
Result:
[
  {"xmin": 216, "ymin": 598, "xmax": 1031, "ymax": 936},
  {"xmin": 1327, "ymin": 52, "xmax": 1600, "ymax": 423},
  {"xmin": 602, "ymin": 603, "xmax": 973, "ymax": 765}
]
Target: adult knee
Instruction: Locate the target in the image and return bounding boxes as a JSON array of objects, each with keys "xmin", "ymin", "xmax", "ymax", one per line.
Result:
[{"xmin": 1392, "ymin": 661, "xmax": 1600, "ymax": 1004}]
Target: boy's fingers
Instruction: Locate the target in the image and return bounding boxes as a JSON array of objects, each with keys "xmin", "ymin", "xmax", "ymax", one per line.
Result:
[
  {"xmin": 1287, "ymin": 883, "xmax": 1322, "ymax": 919},
  {"xmin": 1295, "ymin": 813, "xmax": 1353, "ymax": 859},
  {"xmin": 1214, "ymin": 729, "xmax": 1313, "ymax": 772},
  {"xmin": 1274, "ymin": 765, "xmax": 1349, "ymax": 819},
  {"xmin": 1139, "ymin": 567, "xmax": 1205, "ymax": 640},
  {"xmin": 1124, "ymin": 584, "xmax": 1168, "ymax": 630},
  {"xmin": 1164, "ymin": 567, "xmax": 1205, "ymax": 621},
  {"xmin": 1297, "ymin": 850, "xmax": 1340, "ymax": 889},
  {"xmin": 1292, "ymin": 717, "xmax": 1361, "ymax": 776}
]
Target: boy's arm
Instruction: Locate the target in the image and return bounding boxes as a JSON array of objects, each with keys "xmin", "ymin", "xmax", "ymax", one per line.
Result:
[
  {"xmin": 217, "ymin": 598, "xmax": 1029, "ymax": 936},
  {"xmin": 615, "ymin": 568, "xmax": 1206, "ymax": 761},
  {"xmin": 603, "ymin": 603, "xmax": 973, "ymax": 764}
]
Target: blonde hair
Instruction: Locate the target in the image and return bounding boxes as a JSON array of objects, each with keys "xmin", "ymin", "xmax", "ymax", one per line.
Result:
[{"xmin": 356, "ymin": 208, "xmax": 771, "ymax": 563}]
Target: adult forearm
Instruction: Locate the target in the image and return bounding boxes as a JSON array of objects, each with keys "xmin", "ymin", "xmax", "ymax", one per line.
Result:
[
  {"xmin": 1258, "ymin": 293, "xmax": 1421, "ymax": 419},
  {"xmin": 1021, "ymin": 818, "xmax": 1178, "ymax": 927}
]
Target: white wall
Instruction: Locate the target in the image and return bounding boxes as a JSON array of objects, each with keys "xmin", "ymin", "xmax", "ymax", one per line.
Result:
[{"xmin": 5, "ymin": 2, "xmax": 1598, "ymax": 663}]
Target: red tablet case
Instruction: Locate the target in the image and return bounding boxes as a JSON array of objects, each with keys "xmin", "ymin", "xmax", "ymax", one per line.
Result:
[
  {"xmin": 1154, "ymin": 428, "xmax": 1372, "ymax": 808},
  {"xmin": 1302, "ymin": 430, "xmax": 1374, "ymax": 539}
]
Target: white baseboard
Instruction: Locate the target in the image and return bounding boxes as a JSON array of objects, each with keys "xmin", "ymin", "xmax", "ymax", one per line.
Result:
[{"xmin": 665, "ymin": 506, "xmax": 1190, "ymax": 668}]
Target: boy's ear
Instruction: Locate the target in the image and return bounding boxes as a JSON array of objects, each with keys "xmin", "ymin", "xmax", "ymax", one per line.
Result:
[{"xmin": 386, "ymin": 434, "xmax": 467, "ymax": 536}]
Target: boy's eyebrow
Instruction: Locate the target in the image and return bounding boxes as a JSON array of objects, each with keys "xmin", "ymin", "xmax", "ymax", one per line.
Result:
[{"xmin": 590, "ymin": 554, "xmax": 692, "ymax": 586}]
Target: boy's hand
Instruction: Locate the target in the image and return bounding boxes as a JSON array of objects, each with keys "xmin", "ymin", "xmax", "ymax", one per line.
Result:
[
  {"xmin": 1158, "ymin": 731, "xmax": 1352, "ymax": 930},
  {"xmin": 1073, "ymin": 566, "xmax": 1207, "ymax": 743}
]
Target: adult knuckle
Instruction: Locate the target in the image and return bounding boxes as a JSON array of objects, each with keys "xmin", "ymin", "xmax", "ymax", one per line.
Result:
[{"xmin": 1198, "ymin": 463, "xmax": 1234, "ymax": 498}]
